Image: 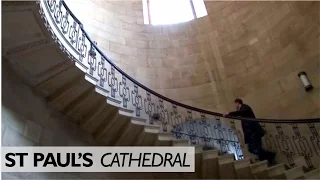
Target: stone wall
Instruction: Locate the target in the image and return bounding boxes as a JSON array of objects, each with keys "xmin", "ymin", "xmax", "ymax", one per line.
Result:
[
  {"xmin": 1, "ymin": 61, "xmax": 155, "ymax": 179},
  {"xmin": 66, "ymin": 0, "xmax": 320, "ymax": 119}
]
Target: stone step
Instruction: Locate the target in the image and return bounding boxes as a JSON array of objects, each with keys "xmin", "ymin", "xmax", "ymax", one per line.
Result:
[
  {"xmin": 158, "ymin": 132, "xmax": 174, "ymax": 141},
  {"xmin": 202, "ymin": 149, "xmax": 220, "ymax": 179},
  {"xmin": 218, "ymin": 153, "xmax": 237, "ymax": 179},
  {"xmin": 273, "ymin": 166, "xmax": 304, "ymax": 180},
  {"xmin": 254, "ymin": 163, "xmax": 285, "ymax": 179},
  {"xmin": 250, "ymin": 160, "xmax": 269, "ymax": 174},
  {"xmin": 304, "ymin": 168, "xmax": 320, "ymax": 180},
  {"xmin": 234, "ymin": 158, "xmax": 254, "ymax": 179},
  {"xmin": 172, "ymin": 139, "xmax": 189, "ymax": 146},
  {"xmin": 144, "ymin": 124, "xmax": 161, "ymax": 134},
  {"xmin": 202, "ymin": 149, "xmax": 219, "ymax": 160}
]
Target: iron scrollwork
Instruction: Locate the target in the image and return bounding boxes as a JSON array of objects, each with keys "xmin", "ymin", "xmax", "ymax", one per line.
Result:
[
  {"xmin": 157, "ymin": 99, "xmax": 169, "ymax": 132},
  {"xmin": 170, "ymin": 105, "xmax": 183, "ymax": 135},
  {"xmin": 261, "ymin": 122, "xmax": 278, "ymax": 153},
  {"xmin": 108, "ymin": 66, "xmax": 118, "ymax": 98},
  {"xmin": 60, "ymin": 10, "xmax": 69, "ymax": 34},
  {"xmin": 186, "ymin": 111, "xmax": 197, "ymax": 145},
  {"xmin": 88, "ymin": 41, "xmax": 97, "ymax": 76},
  {"xmin": 199, "ymin": 114, "xmax": 211, "ymax": 147},
  {"xmin": 48, "ymin": 0, "xmax": 57, "ymax": 13},
  {"xmin": 275, "ymin": 123, "xmax": 296, "ymax": 167},
  {"xmin": 97, "ymin": 56, "xmax": 107, "ymax": 87},
  {"xmin": 131, "ymin": 85, "xmax": 142, "ymax": 117},
  {"xmin": 119, "ymin": 77, "xmax": 130, "ymax": 108},
  {"xmin": 308, "ymin": 123, "xmax": 320, "ymax": 157},
  {"xmin": 144, "ymin": 93, "xmax": 155, "ymax": 124},
  {"xmin": 77, "ymin": 32, "xmax": 87, "ymax": 61},
  {"xmin": 54, "ymin": 0, "xmax": 63, "ymax": 24},
  {"xmin": 291, "ymin": 123, "xmax": 313, "ymax": 169},
  {"xmin": 214, "ymin": 118, "xmax": 228, "ymax": 154},
  {"xmin": 38, "ymin": 0, "xmax": 320, "ymax": 169},
  {"xmin": 69, "ymin": 21, "xmax": 79, "ymax": 47}
]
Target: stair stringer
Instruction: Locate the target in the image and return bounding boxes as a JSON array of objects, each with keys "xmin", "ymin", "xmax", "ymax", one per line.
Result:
[{"xmin": 3, "ymin": 3, "xmax": 320, "ymax": 179}]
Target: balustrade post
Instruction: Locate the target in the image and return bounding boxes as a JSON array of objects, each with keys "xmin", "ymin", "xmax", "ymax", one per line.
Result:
[
  {"xmin": 275, "ymin": 123, "xmax": 296, "ymax": 167},
  {"xmin": 97, "ymin": 56, "xmax": 107, "ymax": 87},
  {"xmin": 119, "ymin": 77, "xmax": 130, "ymax": 108},
  {"xmin": 291, "ymin": 123, "xmax": 314, "ymax": 170},
  {"xmin": 170, "ymin": 105, "xmax": 183, "ymax": 139},
  {"xmin": 308, "ymin": 123, "xmax": 320, "ymax": 157},
  {"xmin": 38, "ymin": 0, "xmax": 320, "ymax": 169},
  {"xmin": 108, "ymin": 66, "xmax": 118, "ymax": 99},
  {"xmin": 131, "ymin": 85, "xmax": 142, "ymax": 117},
  {"xmin": 157, "ymin": 99, "xmax": 168, "ymax": 132},
  {"xmin": 88, "ymin": 41, "xmax": 97, "ymax": 76},
  {"xmin": 144, "ymin": 92, "xmax": 155, "ymax": 124}
]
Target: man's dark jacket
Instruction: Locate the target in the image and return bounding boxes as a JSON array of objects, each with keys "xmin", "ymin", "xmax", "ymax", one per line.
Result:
[{"xmin": 228, "ymin": 104, "xmax": 265, "ymax": 144}]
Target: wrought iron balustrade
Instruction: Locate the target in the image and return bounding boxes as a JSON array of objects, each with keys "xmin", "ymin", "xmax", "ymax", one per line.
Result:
[
  {"xmin": 172, "ymin": 117, "xmax": 244, "ymax": 160},
  {"xmin": 172, "ymin": 118, "xmax": 320, "ymax": 169},
  {"xmin": 38, "ymin": 0, "xmax": 320, "ymax": 170}
]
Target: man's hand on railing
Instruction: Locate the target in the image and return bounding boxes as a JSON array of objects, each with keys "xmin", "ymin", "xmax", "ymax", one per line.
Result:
[{"xmin": 223, "ymin": 113, "xmax": 229, "ymax": 117}]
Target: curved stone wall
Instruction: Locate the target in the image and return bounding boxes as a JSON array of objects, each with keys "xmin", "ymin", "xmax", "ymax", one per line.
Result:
[{"xmin": 66, "ymin": 0, "xmax": 320, "ymax": 119}]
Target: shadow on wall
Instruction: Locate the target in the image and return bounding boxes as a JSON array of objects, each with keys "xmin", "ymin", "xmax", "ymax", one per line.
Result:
[
  {"xmin": 1, "ymin": 61, "xmax": 95, "ymax": 147},
  {"xmin": 172, "ymin": 118, "xmax": 243, "ymax": 160}
]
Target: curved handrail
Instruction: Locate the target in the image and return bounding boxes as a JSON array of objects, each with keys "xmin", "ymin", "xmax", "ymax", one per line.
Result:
[
  {"xmin": 36, "ymin": 0, "xmax": 320, "ymax": 169},
  {"xmin": 43, "ymin": 0, "xmax": 320, "ymax": 124}
]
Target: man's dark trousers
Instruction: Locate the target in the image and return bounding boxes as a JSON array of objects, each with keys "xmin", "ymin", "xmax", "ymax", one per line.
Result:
[{"xmin": 248, "ymin": 134, "xmax": 272, "ymax": 161}]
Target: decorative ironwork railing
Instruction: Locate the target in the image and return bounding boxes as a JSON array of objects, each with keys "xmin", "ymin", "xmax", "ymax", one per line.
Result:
[
  {"xmin": 172, "ymin": 117, "xmax": 244, "ymax": 160},
  {"xmin": 38, "ymin": 0, "xmax": 319, "ymax": 170}
]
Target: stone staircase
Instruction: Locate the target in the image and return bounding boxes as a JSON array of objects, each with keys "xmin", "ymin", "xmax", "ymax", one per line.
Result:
[
  {"xmin": 3, "ymin": 1, "xmax": 172, "ymax": 147},
  {"xmin": 156, "ymin": 149, "xmax": 319, "ymax": 179},
  {"xmin": 2, "ymin": 1, "xmax": 319, "ymax": 179}
]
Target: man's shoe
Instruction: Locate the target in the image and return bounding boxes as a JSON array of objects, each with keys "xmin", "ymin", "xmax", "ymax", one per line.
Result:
[{"xmin": 267, "ymin": 152, "xmax": 276, "ymax": 166}]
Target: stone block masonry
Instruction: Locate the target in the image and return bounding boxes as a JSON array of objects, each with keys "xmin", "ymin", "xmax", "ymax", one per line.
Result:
[{"xmin": 64, "ymin": 0, "xmax": 319, "ymax": 118}]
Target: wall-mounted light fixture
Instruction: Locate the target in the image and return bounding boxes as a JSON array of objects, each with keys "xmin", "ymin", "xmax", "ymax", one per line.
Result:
[{"xmin": 298, "ymin": 71, "xmax": 313, "ymax": 92}]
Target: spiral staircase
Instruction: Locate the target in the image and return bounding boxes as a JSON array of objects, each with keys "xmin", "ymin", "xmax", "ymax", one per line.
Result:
[{"xmin": 2, "ymin": 1, "xmax": 320, "ymax": 179}]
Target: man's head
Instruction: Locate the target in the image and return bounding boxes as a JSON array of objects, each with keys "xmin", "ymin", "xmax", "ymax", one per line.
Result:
[{"xmin": 234, "ymin": 98, "xmax": 243, "ymax": 110}]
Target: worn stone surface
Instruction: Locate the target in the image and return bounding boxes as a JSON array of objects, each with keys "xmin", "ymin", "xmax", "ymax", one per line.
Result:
[
  {"xmin": 2, "ymin": 126, "xmax": 35, "ymax": 146},
  {"xmin": 2, "ymin": 106, "xmax": 26, "ymax": 134},
  {"xmin": 23, "ymin": 120, "xmax": 43, "ymax": 143},
  {"xmin": 2, "ymin": 172, "xmax": 35, "ymax": 180},
  {"xmin": 1, "ymin": 62, "xmax": 100, "ymax": 178},
  {"xmin": 2, "ymin": 122, "xmax": 6, "ymax": 143}
]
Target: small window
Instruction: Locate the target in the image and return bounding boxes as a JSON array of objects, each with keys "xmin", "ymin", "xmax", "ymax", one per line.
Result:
[{"xmin": 142, "ymin": 0, "xmax": 208, "ymax": 25}]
